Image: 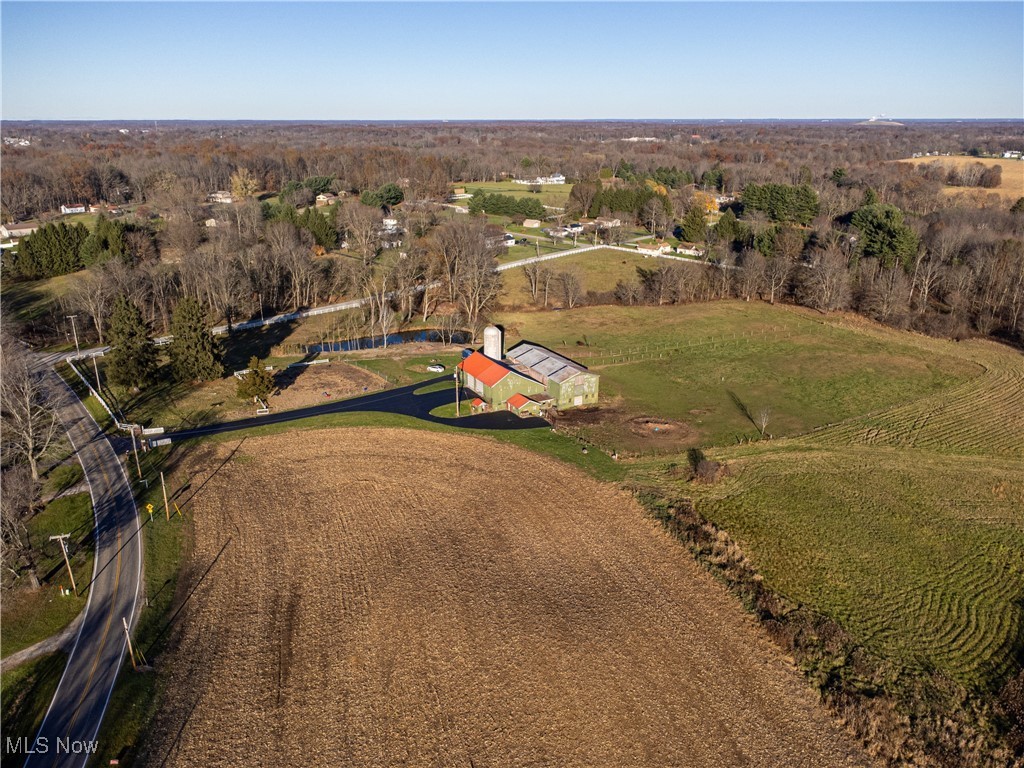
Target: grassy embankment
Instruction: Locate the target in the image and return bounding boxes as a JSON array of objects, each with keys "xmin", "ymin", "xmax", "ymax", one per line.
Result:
[{"xmin": 1, "ymin": 493, "xmax": 95, "ymax": 658}]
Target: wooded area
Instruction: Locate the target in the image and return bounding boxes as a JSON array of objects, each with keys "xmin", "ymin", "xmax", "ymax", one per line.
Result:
[{"xmin": 2, "ymin": 120, "xmax": 1022, "ymax": 354}]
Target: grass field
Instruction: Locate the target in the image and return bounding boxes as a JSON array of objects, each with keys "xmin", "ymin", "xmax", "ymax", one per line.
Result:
[
  {"xmin": 651, "ymin": 327, "xmax": 1024, "ymax": 692},
  {"xmin": 456, "ymin": 179, "xmax": 573, "ymax": 208},
  {"xmin": 1, "ymin": 272, "xmax": 83, "ymax": 328},
  {"xmin": 136, "ymin": 429, "xmax": 868, "ymax": 767},
  {"xmin": 898, "ymin": 155, "xmax": 1024, "ymax": 202},
  {"xmin": 495, "ymin": 302, "xmax": 982, "ymax": 453},
  {"xmin": 1, "ymin": 493, "xmax": 95, "ymax": 658},
  {"xmin": 499, "ymin": 248, "xmax": 654, "ymax": 307}
]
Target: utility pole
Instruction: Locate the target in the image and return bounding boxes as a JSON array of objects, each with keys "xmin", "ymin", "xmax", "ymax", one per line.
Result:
[
  {"xmin": 49, "ymin": 534, "xmax": 77, "ymax": 596},
  {"xmin": 92, "ymin": 355, "xmax": 102, "ymax": 391},
  {"xmin": 131, "ymin": 426, "xmax": 143, "ymax": 480},
  {"xmin": 66, "ymin": 315, "xmax": 80, "ymax": 356},
  {"xmin": 123, "ymin": 617, "xmax": 146, "ymax": 670},
  {"xmin": 160, "ymin": 471, "xmax": 170, "ymax": 521}
]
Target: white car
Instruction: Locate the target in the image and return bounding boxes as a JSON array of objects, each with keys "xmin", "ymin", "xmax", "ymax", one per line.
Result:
[{"xmin": 426, "ymin": 364, "xmax": 445, "ymax": 373}]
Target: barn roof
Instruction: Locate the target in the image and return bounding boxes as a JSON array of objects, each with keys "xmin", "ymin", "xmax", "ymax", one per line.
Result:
[
  {"xmin": 506, "ymin": 393, "xmax": 530, "ymax": 409},
  {"xmin": 458, "ymin": 351, "xmax": 515, "ymax": 388},
  {"xmin": 506, "ymin": 342, "xmax": 591, "ymax": 384}
]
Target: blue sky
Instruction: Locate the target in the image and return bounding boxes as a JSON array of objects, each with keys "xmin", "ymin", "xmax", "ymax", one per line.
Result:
[{"xmin": 2, "ymin": 2, "xmax": 1021, "ymax": 120}]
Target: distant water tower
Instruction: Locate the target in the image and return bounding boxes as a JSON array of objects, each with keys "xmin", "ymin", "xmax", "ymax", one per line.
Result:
[{"xmin": 483, "ymin": 325, "xmax": 504, "ymax": 360}]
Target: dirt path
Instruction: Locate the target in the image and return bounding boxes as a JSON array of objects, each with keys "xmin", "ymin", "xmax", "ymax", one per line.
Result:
[{"xmin": 143, "ymin": 428, "xmax": 871, "ymax": 767}]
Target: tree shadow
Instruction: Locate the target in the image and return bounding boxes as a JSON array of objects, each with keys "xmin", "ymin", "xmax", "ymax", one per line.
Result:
[
  {"xmin": 222, "ymin": 320, "xmax": 298, "ymax": 371},
  {"xmin": 726, "ymin": 389, "xmax": 757, "ymax": 429},
  {"xmin": 270, "ymin": 349, "xmax": 320, "ymax": 394}
]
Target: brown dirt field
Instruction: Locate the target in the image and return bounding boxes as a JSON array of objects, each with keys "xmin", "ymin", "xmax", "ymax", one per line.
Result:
[
  {"xmin": 898, "ymin": 155, "xmax": 1024, "ymax": 201},
  {"xmin": 143, "ymin": 429, "xmax": 871, "ymax": 767},
  {"xmin": 268, "ymin": 362, "xmax": 385, "ymax": 411}
]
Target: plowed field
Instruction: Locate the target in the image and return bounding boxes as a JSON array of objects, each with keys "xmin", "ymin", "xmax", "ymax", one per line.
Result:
[{"xmin": 142, "ymin": 429, "xmax": 870, "ymax": 767}]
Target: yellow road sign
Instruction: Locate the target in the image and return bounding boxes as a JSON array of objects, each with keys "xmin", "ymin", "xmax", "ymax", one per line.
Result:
[{"xmin": 145, "ymin": 503, "xmax": 154, "ymax": 513}]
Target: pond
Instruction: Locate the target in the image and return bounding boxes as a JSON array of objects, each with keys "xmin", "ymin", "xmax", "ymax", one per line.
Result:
[{"xmin": 307, "ymin": 329, "xmax": 471, "ymax": 354}]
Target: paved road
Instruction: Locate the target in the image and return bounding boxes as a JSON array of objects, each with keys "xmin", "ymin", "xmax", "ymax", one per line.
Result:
[
  {"xmin": 162, "ymin": 376, "xmax": 546, "ymax": 444},
  {"xmin": 23, "ymin": 368, "xmax": 143, "ymax": 768}
]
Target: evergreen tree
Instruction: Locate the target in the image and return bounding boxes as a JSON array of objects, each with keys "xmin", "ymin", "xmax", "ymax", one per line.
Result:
[
  {"xmin": 169, "ymin": 298, "xmax": 223, "ymax": 382},
  {"xmin": 298, "ymin": 207, "xmax": 338, "ymax": 248},
  {"xmin": 236, "ymin": 356, "xmax": 275, "ymax": 402},
  {"xmin": 107, "ymin": 296, "xmax": 158, "ymax": 391},
  {"xmin": 851, "ymin": 203, "xmax": 919, "ymax": 270},
  {"xmin": 11, "ymin": 222, "xmax": 88, "ymax": 278},
  {"xmin": 679, "ymin": 206, "xmax": 707, "ymax": 243},
  {"xmin": 80, "ymin": 214, "xmax": 130, "ymax": 267}
]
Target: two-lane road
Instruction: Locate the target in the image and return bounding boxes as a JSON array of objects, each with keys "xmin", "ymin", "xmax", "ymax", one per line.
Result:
[{"xmin": 24, "ymin": 368, "xmax": 143, "ymax": 768}]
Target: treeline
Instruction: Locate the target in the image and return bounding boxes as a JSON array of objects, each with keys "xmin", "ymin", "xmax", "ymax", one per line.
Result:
[
  {"xmin": 914, "ymin": 160, "xmax": 1003, "ymax": 189},
  {"xmin": 609, "ymin": 216, "xmax": 1022, "ymax": 342},
  {"xmin": 467, "ymin": 190, "xmax": 546, "ymax": 219},
  {"xmin": 8, "ymin": 215, "xmax": 154, "ymax": 279},
  {"xmin": 4, "ymin": 120, "xmax": 1021, "ymax": 225},
  {"xmin": 741, "ymin": 183, "xmax": 819, "ymax": 225}
]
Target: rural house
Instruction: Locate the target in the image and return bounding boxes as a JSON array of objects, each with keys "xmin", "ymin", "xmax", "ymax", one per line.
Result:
[
  {"xmin": 60, "ymin": 203, "xmax": 87, "ymax": 215},
  {"xmin": 457, "ymin": 326, "xmax": 599, "ymax": 416}
]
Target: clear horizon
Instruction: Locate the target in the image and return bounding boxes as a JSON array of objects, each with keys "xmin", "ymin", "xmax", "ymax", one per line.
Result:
[{"xmin": 2, "ymin": 2, "xmax": 1022, "ymax": 121}]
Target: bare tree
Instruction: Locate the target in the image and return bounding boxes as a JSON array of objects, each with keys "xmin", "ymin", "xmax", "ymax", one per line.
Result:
[
  {"xmin": 337, "ymin": 201, "xmax": 382, "ymax": 266},
  {"xmin": 456, "ymin": 246, "xmax": 503, "ymax": 336},
  {"xmin": 558, "ymin": 268, "xmax": 585, "ymax": 309},
  {"xmin": 66, "ymin": 268, "xmax": 115, "ymax": 344},
  {"xmin": 755, "ymin": 406, "xmax": 772, "ymax": 437},
  {"xmin": 797, "ymin": 245, "xmax": 851, "ymax": 314},
  {"xmin": 523, "ymin": 262, "xmax": 543, "ymax": 304},
  {"xmin": 764, "ymin": 256, "xmax": 792, "ymax": 305},
  {"xmin": 1, "ymin": 463, "xmax": 35, "ymax": 580},
  {"xmin": 735, "ymin": 249, "xmax": 767, "ymax": 302},
  {"xmin": 1, "ymin": 337, "xmax": 62, "ymax": 482}
]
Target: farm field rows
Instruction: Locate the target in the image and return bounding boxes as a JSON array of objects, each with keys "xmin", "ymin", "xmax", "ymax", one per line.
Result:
[
  {"xmin": 668, "ymin": 333, "xmax": 1024, "ymax": 690},
  {"xmin": 141, "ymin": 429, "xmax": 869, "ymax": 767}
]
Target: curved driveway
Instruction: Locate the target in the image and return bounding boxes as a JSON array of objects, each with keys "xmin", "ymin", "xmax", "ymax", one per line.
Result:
[
  {"xmin": 24, "ymin": 368, "xmax": 143, "ymax": 768},
  {"xmin": 165, "ymin": 376, "xmax": 547, "ymax": 443}
]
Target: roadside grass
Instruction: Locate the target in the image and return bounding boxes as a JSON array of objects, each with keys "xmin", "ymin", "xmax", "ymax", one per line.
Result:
[
  {"xmin": 55, "ymin": 362, "xmax": 116, "ymax": 432},
  {"xmin": 495, "ymin": 302, "xmax": 982, "ymax": 451},
  {"xmin": 0, "ymin": 652, "xmax": 68, "ymax": 767},
  {"xmin": 1, "ymin": 493, "xmax": 94, "ymax": 658},
  {"xmin": 42, "ymin": 462, "xmax": 84, "ymax": 499}
]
